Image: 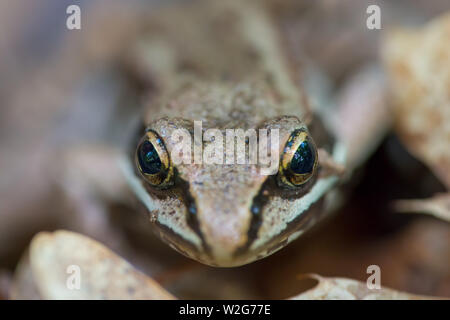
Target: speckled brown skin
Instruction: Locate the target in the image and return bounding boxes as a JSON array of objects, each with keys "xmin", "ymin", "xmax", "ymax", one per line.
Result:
[{"xmin": 128, "ymin": 1, "xmax": 342, "ymax": 266}]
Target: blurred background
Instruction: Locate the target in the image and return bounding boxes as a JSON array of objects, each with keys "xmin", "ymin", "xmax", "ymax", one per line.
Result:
[{"xmin": 0, "ymin": 0, "xmax": 449, "ymax": 299}]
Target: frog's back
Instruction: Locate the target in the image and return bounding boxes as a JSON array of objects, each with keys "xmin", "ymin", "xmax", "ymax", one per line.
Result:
[{"xmin": 128, "ymin": 0, "xmax": 310, "ymax": 126}]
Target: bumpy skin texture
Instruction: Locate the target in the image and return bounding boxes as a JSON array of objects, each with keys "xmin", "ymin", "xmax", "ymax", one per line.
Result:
[{"xmin": 127, "ymin": 1, "xmax": 343, "ymax": 266}]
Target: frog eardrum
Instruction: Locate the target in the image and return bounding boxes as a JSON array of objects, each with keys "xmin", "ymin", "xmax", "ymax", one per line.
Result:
[
  {"xmin": 136, "ymin": 130, "xmax": 174, "ymax": 188},
  {"xmin": 278, "ymin": 129, "xmax": 318, "ymax": 187}
]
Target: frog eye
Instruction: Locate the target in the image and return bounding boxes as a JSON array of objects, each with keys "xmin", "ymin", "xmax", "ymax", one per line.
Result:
[
  {"xmin": 136, "ymin": 130, "xmax": 174, "ymax": 188},
  {"xmin": 278, "ymin": 129, "xmax": 318, "ymax": 187}
]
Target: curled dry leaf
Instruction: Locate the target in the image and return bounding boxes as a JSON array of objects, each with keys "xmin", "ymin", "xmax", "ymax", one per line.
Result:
[
  {"xmin": 333, "ymin": 65, "xmax": 390, "ymax": 170},
  {"xmin": 394, "ymin": 193, "xmax": 450, "ymax": 222},
  {"xmin": 318, "ymin": 148, "xmax": 346, "ymax": 178},
  {"xmin": 58, "ymin": 145, "xmax": 131, "ymax": 203},
  {"xmin": 382, "ymin": 13, "xmax": 450, "ymax": 189},
  {"xmin": 290, "ymin": 274, "xmax": 439, "ymax": 300},
  {"xmin": 11, "ymin": 230, "xmax": 175, "ymax": 300},
  {"xmin": 10, "ymin": 249, "xmax": 41, "ymax": 300}
]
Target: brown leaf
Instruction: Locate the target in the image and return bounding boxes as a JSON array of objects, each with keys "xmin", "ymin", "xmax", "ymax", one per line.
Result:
[
  {"xmin": 10, "ymin": 249, "xmax": 41, "ymax": 300},
  {"xmin": 333, "ymin": 65, "xmax": 390, "ymax": 170},
  {"xmin": 394, "ymin": 192, "xmax": 450, "ymax": 222},
  {"xmin": 383, "ymin": 13, "xmax": 450, "ymax": 189},
  {"xmin": 290, "ymin": 274, "xmax": 441, "ymax": 300},
  {"xmin": 12, "ymin": 230, "xmax": 175, "ymax": 300},
  {"xmin": 318, "ymin": 148, "xmax": 346, "ymax": 178}
]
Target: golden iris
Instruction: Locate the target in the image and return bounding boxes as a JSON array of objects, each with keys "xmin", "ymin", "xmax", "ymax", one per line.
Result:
[
  {"xmin": 136, "ymin": 130, "xmax": 174, "ymax": 187},
  {"xmin": 278, "ymin": 129, "xmax": 318, "ymax": 187}
]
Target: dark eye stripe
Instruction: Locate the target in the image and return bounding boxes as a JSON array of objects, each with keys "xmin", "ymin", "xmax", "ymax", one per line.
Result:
[
  {"xmin": 178, "ymin": 179, "xmax": 212, "ymax": 256},
  {"xmin": 234, "ymin": 178, "xmax": 270, "ymax": 257}
]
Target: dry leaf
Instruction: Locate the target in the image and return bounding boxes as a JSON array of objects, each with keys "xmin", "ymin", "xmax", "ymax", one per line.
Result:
[
  {"xmin": 58, "ymin": 146, "xmax": 130, "ymax": 202},
  {"xmin": 394, "ymin": 193, "xmax": 450, "ymax": 222},
  {"xmin": 11, "ymin": 230, "xmax": 175, "ymax": 300},
  {"xmin": 290, "ymin": 274, "xmax": 440, "ymax": 300},
  {"xmin": 333, "ymin": 65, "xmax": 390, "ymax": 170},
  {"xmin": 383, "ymin": 13, "xmax": 450, "ymax": 189},
  {"xmin": 318, "ymin": 148, "xmax": 346, "ymax": 178},
  {"xmin": 10, "ymin": 249, "xmax": 41, "ymax": 300}
]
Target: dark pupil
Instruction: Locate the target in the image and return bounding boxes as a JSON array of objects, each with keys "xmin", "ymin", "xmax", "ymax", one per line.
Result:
[
  {"xmin": 138, "ymin": 140, "xmax": 162, "ymax": 174},
  {"xmin": 290, "ymin": 140, "xmax": 315, "ymax": 174}
]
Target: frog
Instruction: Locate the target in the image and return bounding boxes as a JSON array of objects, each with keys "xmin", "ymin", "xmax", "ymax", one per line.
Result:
[
  {"xmin": 7, "ymin": 0, "xmax": 450, "ymax": 300},
  {"xmin": 118, "ymin": 0, "xmax": 350, "ymax": 267}
]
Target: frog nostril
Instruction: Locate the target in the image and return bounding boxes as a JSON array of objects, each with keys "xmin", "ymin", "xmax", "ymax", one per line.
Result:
[
  {"xmin": 251, "ymin": 204, "xmax": 260, "ymax": 215},
  {"xmin": 188, "ymin": 202, "xmax": 197, "ymax": 215},
  {"xmin": 247, "ymin": 192, "xmax": 266, "ymax": 244}
]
